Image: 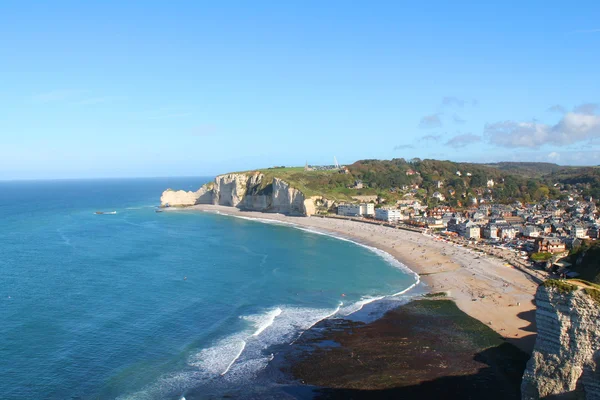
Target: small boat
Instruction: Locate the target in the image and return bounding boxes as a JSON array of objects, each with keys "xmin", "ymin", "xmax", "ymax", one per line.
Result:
[
  {"xmin": 94, "ymin": 211, "xmax": 117, "ymax": 215},
  {"xmin": 155, "ymin": 209, "xmax": 163, "ymax": 213}
]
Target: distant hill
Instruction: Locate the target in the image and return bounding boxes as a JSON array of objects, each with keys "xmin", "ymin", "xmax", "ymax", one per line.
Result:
[{"xmin": 482, "ymin": 162, "xmax": 563, "ymax": 177}]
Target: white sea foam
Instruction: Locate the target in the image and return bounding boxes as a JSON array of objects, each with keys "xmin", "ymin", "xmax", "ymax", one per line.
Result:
[
  {"xmin": 125, "ymin": 205, "xmax": 156, "ymax": 210},
  {"xmin": 245, "ymin": 307, "xmax": 282, "ymax": 337},
  {"xmin": 220, "ymin": 340, "xmax": 246, "ymax": 375}
]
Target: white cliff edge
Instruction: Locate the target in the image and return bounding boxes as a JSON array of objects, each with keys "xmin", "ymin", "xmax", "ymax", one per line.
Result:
[
  {"xmin": 521, "ymin": 283, "xmax": 600, "ymax": 400},
  {"xmin": 159, "ymin": 173, "xmax": 322, "ymax": 216}
]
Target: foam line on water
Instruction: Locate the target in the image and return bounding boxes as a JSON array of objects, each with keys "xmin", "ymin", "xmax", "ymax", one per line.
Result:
[
  {"xmin": 221, "ymin": 340, "xmax": 246, "ymax": 376},
  {"xmin": 290, "ymin": 301, "xmax": 343, "ymax": 345},
  {"xmin": 249, "ymin": 307, "xmax": 282, "ymax": 337}
]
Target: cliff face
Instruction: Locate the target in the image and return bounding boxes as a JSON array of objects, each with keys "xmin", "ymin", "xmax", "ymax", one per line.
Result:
[
  {"xmin": 160, "ymin": 185, "xmax": 213, "ymax": 207},
  {"xmin": 160, "ymin": 173, "xmax": 318, "ymax": 216},
  {"xmin": 521, "ymin": 284, "xmax": 600, "ymax": 400},
  {"xmin": 213, "ymin": 173, "xmax": 251, "ymax": 207}
]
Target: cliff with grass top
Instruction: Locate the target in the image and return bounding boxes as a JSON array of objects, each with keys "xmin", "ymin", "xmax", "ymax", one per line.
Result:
[
  {"xmin": 160, "ymin": 159, "xmax": 599, "ymax": 212},
  {"xmin": 160, "ymin": 168, "xmax": 346, "ymax": 216},
  {"xmin": 521, "ymin": 280, "xmax": 600, "ymax": 400}
]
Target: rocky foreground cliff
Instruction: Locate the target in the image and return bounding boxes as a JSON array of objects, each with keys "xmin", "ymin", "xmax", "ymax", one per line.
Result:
[
  {"xmin": 522, "ymin": 281, "xmax": 600, "ymax": 400},
  {"xmin": 160, "ymin": 172, "xmax": 331, "ymax": 216}
]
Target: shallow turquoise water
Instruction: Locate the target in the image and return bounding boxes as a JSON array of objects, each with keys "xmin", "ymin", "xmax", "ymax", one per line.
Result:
[{"xmin": 0, "ymin": 178, "xmax": 417, "ymax": 399}]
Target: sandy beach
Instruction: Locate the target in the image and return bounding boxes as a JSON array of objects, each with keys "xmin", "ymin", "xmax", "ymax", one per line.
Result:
[{"xmin": 175, "ymin": 204, "xmax": 540, "ymax": 353}]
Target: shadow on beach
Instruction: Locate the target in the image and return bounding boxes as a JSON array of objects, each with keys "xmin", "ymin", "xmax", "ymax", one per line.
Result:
[{"xmin": 277, "ymin": 299, "xmax": 532, "ymax": 400}]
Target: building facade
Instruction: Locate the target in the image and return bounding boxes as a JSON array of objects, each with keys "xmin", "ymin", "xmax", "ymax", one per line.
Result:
[
  {"xmin": 337, "ymin": 203, "xmax": 375, "ymax": 217},
  {"xmin": 375, "ymin": 208, "xmax": 403, "ymax": 222},
  {"xmin": 535, "ymin": 237, "xmax": 566, "ymax": 254}
]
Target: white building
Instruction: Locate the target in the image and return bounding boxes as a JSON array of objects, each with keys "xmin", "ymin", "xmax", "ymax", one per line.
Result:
[
  {"xmin": 572, "ymin": 225, "xmax": 588, "ymax": 239},
  {"xmin": 500, "ymin": 226, "xmax": 517, "ymax": 240},
  {"xmin": 337, "ymin": 203, "xmax": 375, "ymax": 217},
  {"xmin": 465, "ymin": 225, "xmax": 481, "ymax": 240},
  {"xmin": 483, "ymin": 224, "xmax": 498, "ymax": 239},
  {"xmin": 487, "ymin": 179, "xmax": 495, "ymax": 188},
  {"xmin": 523, "ymin": 225, "xmax": 541, "ymax": 238},
  {"xmin": 432, "ymin": 192, "xmax": 446, "ymax": 201},
  {"xmin": 375, "ymin": 208, "xmax": 403, "ymax": 222}
]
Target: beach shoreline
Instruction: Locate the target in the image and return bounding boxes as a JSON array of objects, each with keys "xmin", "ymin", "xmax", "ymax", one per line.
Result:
[{"xmin": 170, "ymin": 204, "xmax": 540, "ymax": 353}]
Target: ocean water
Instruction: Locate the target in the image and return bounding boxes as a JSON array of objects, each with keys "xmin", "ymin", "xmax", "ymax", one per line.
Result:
[{"xmin": 0, "ymin": 178, "xmax": 418, "ymax": 400}]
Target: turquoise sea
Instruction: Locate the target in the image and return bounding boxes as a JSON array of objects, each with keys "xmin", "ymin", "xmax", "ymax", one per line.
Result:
[{"xmin": 0, "ymin": 178, "xmax": 418, "ymax": 399}]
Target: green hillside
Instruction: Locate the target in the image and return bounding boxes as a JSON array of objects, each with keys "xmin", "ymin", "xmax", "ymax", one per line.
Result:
[
  {"xmin": 231, "ymin": 159, "xmax": 598, "ymax": 206},
  {"xmin": 482, "ymin": 162, "xmax": 563, "ymax": 177}
]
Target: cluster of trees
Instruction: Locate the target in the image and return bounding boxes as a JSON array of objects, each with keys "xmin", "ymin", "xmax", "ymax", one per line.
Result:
[
  {"xmin": 268, "ymin": 160, "xmax": 599, "ymax": 206},
  {"xmin": 345, "ymin": 158, "xmax": 560, "ymax": 204},
  {"xmin": 549, "ymin": 168, "xmax": 600, "ymax": 200}
]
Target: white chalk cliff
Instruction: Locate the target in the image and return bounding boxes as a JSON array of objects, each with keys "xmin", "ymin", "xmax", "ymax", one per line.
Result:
[
  {"xmin": 160, "ymin": 173, "xmax": 319, "ymax": 216},
  {"xmin": 521, "ymin": 283, "xmax": 600, "ymax": 400}
]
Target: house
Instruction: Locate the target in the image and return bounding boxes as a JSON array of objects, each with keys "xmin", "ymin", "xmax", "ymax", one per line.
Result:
[
  {"xmin": 456, "ymin": 220, "xmax": 480, "ymax": 239},
  {"xmin": 425, "ymin": 217, "xmax": 446, "ymax": 229},
  {"xmin": 522, "ymin": 225, "xmax": 541, "ymax": 238},
  {"xmin": 499, "ymin": 226, "xmax": 517, "ymax": 240},
  {"xmin": 434, "ymin": 180, "xmax": 444, "ymax": 189},
  {"xmin": 483, "ymin": 224, "xmax": 499, "ymax": 239},
  {"xmin": 432, "ymin": 192, "xmax": 445, "ymax": 201},
  {"xmin": 464, "ymin": 225, "xmax": 481, "ymax": 240},
  {"xmin": 375, "ymin": 208, "xmax": 403, "ymax": 223},
  {"xmin": 429, "ymin": 206, "xmax": 455, "ymax": 218},
  {"xmin": 570, "ymin": 225, "xmax": 588, "ymax": 239},
  {"xmin": 352, "ymin": 180, "xmax": 364, "ymax": 190},
  {"xmin": 456, "ymin": 171, "xmax": 462, "ymax": 176},
  {"xmin": 337, "ymin": 203, "xmax": 375, "ymax": 217},
  {"xmin": 405, "ymin": 169, "xmax": 418, "ymax": 176},
  {"xmin": 535, "ymin": 237, "xmax": 566, "ymax": 254},
  {"xmin": 487, "ymin": 179, "xmax": 495, "ymax": 188}
]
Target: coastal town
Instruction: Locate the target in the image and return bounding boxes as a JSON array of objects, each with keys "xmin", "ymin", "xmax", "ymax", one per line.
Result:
[{"xmin": 333, "ymin": 176, "xmax": 598, "ymax": 280}]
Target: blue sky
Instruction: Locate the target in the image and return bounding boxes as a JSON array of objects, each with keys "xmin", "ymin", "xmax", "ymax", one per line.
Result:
[{"xmin": 1, "ymin": 1, "xmax": 599, "ymax": 179}]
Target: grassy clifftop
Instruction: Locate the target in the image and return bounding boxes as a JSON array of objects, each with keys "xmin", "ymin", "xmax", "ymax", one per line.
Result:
[{"xmin": 228, "ymin": 167, "xmax": 361, "ymax": 201}]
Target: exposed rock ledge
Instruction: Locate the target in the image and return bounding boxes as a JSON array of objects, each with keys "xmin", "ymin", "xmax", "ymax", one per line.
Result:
[
  {"xmin": 521, "ymin": 282, "xmax": 600, "ymax": 400},
  {"xmin": 160, "ymin": 172, "xmax": 326, "ymax": 216}
]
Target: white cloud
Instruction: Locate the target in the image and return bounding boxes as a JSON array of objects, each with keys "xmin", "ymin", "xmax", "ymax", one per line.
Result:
[
  {"xmin": 485, "ymin": 105, "xmax": 600, "ymax": 148},
  {"xmin": 547, "ymin": 152, "xmax": 560, "ymax": 161},
  {"xmin": 573, "ymin": 103, "xmax": 598, "ymax": 115},
  {"xmin": 547, "ymin": 104, "xmax": 566, "ymax": 114},
  {"xmin": 419, "ymin": 114, "xmax": 442, "ymax": 128},
  {"xmin": 422, "ymin": 134, "xmax": 442, "ymax": 141},
  {"xmin": 445, "ymin": 133, "xmax": 481, "ymax": 148}
]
